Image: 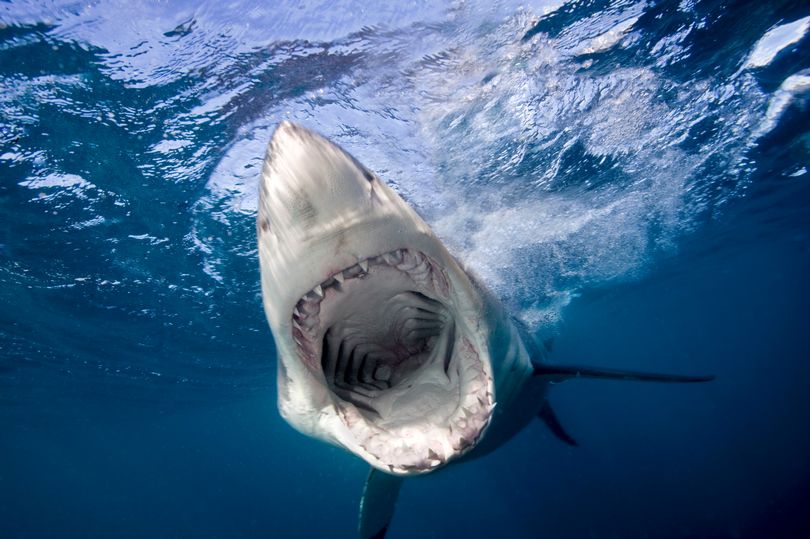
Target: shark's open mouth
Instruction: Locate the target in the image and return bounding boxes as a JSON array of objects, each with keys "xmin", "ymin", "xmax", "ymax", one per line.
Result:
[{"xmin": 290, "ymin": 249, "xmax": 494, "ymax": 473}]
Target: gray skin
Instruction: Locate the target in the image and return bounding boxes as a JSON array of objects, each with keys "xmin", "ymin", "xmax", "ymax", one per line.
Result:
[{"xmin": 256, "ymin": 122, "xmax": 712, "ymax": 538}]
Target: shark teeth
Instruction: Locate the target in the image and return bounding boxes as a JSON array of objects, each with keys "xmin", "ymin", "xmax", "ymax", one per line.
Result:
[
  {"xmin": 299, "ymin": 300, "xmax": 319, "ymax": 316},
  {"xmin": 382, "ymin": 251, "xmax": 403, "ymax": 265},
  {"xmin": 427, "ymin": 449, "xmax": 443, "ymax": 467},
  {"xmin": 396, "ymin": 250, "xmax": 424, "ymax": 272},
  {"xmin": 291, "ymin": 249, "xmax": 450, "ymax": 349},
  {"xmin": 342, "ymin": 263, "xmax": 366, "ymax": 279}
]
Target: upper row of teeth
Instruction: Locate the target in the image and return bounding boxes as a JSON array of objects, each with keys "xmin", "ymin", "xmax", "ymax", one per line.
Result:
[
  {"xmin": 292, "ymin": 249, "xmax": 444, "ymax": 347},
  {"xmin": 308, "ymin": 249, "xmax": 432, "ymax": 298}
]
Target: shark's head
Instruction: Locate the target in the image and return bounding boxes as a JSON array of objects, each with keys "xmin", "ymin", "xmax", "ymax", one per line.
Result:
[{"xmin": 257, "ymin": 122, "xmax": 497, "ymax": 475}]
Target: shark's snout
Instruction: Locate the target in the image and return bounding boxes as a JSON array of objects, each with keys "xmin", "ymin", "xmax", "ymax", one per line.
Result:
[{"xmin": 258, "ymin": 121, "xmax": 376, "ymax": 241}]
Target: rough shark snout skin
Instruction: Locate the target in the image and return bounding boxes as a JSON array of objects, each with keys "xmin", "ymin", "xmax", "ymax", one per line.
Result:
[{"xmin": 258, "ymin": 122, "xmax": 532, "ymax": 475}]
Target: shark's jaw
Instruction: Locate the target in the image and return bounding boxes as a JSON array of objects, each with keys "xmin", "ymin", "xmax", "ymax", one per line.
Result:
[
  {"xmin": 292, "ymin": 247, "xmax": 492, "ymax": 473},
  {"xmin": 258, "ymin": 122, "xmax": 495, "ymax": 475}
]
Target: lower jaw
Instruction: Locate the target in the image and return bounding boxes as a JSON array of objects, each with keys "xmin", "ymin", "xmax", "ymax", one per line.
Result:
[{"xmin": 332, "ymin": 333, "xmax": 494, "ymax": 475}]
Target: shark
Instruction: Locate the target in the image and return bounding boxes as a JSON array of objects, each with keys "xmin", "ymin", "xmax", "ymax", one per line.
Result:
[{"xmin": 256, "ymin": 121, "xmax": 712, "ymax": 538}]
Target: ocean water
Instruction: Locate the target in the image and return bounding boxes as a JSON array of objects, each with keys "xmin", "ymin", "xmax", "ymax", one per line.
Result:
[{"xmin": 2, "ymin": 0, "xmax": 809, "ymax": 537}]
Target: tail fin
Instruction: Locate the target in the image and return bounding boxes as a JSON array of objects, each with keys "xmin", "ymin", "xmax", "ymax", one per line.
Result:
[{"xmin": 533, "ymin": 363, "xmax": 714, "ymax": 384}]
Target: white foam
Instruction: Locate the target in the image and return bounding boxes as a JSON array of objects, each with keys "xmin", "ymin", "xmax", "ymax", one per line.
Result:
[
  {"xmin": 19, "ymin": 173, "xmax": 92, "ymax": 190},
  {"xmin": 151, "ymin": 139, "xmax": 193, "ymax": 153},
  {"xmin": 754, "ymin": 69, "xmax": 810, "ymax": 138},
  {"xmin": 746, "ymin": 16, "xmax": 810, "ymax": 69},
  {"xmin": 575, "ymin": 16, "xmax": 639, "ymax": 55}
]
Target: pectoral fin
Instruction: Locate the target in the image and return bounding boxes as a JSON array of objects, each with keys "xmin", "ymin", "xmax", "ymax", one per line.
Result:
[
  {"xmin": 538, "ymin": 401, "xmax": 578, "ymax": 447},
  {"xmin": 533, "ymin": 363, "xmax": 714, "ymax": 384},
  {"xmin": 359, "ymin": 468, "xmax": 404, "ymax": 539}
]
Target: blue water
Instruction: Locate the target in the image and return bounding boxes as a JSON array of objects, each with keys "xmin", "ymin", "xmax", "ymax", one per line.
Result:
[{"xmin": 2, "ymin": 0, "xmax": 809, "ymax": 537}]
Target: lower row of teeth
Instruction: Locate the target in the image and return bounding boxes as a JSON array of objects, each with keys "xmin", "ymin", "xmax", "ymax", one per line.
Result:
[{"xmin": 336, "ymin": 348, "xmax": 494, "ymax": 473}]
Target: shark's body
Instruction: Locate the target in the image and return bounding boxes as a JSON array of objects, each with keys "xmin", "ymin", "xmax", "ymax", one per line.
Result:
[{"xmin": 257, "ymin": 122, "xmax": 711, "ymax": 538}]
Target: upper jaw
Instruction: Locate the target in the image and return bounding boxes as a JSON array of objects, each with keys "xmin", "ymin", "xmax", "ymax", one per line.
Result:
[{"xmin": 258, "ymin": 122, "xmax": 437, "ymax": 337}]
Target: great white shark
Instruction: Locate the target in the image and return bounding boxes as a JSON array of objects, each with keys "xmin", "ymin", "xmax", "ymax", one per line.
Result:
[{"xmin": 257, "ymin": 121, "xmax": 712, "ymax": 538}]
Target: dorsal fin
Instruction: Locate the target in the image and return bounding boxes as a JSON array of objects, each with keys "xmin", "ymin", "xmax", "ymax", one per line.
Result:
[
  {"xmin": 533, "ymin": 362, "xmax": 714, "ymax": 383},
  {"xmin": 359, "ymin": 468, "xmax": 404, "ymax": 539}
]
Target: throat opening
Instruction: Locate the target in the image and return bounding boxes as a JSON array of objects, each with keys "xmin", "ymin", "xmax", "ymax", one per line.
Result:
[{"xmin": 321, "ymin": 291, "xmax": 456, "ymax": 424}]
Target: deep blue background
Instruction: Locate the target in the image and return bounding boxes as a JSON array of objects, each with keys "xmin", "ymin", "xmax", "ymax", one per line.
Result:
[{"xmin": 2, "ymin": 1, "xmax": 810, "ymax": 537}]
